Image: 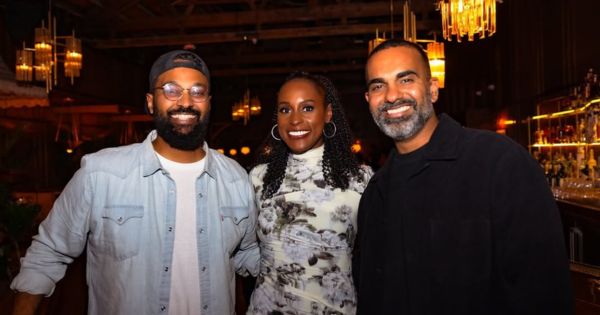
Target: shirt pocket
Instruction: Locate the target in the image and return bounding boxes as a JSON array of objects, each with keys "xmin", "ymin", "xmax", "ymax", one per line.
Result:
[
  {"xmin": 97, "ymin": 205, "xmax": 144, "ymax": 260},
  {"xmin": 219, "ymin": 206, "xmax": 249, "ymax": 255}
]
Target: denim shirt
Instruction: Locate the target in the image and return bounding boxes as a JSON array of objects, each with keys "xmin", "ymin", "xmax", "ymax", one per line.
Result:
[{"xmin": 11, "ymin": 131, "xmax": 260, "ymax": 315}]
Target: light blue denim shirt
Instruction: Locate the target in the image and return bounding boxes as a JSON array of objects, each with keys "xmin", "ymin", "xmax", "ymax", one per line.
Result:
[{"xmin": 11, "ymin": 131, "xmax": 260, "ymax": 315}]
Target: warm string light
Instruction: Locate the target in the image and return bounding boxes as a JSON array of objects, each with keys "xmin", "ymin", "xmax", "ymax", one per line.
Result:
[
  {"xmin": 232, "ymin": 89, "xmax": 261, "ymax": 125},
  {"xmin": 438, "ymin": 0, "xmax": 496, "ymax": 42}
]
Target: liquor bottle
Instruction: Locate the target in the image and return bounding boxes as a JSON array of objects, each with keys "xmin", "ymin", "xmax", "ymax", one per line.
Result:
[
  {"xmin": 588, "ymin": 149, "xmax": 597, "ymax": 180},
  {"xmin": 592, "ymin": 73, "xmax": 599, "ymax": 98},
  {"xmin": 566, "ymin": 152, "xmax": 576, "ymax": 178},
  {"xmin": 577, "ymin": 146, "xmax": 586, "ymax": 178},
  {"xmin": 579, "ymin": 118, "xmax": 587, "ymax": 142},
  {"xmin": 584, "ymin": 68, "xmax": 593, "ymax": 100}
]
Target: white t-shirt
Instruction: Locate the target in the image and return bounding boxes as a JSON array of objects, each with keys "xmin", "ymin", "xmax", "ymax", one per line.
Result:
[{"xmin": 156, "ymin": 153, "xmax": 205, "ymax": 315}]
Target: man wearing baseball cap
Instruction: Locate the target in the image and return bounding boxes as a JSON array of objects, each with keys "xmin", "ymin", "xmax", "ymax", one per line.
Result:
[{"xmin": 11, "ymin": 50, "xmax": 259, "ymax": 315}]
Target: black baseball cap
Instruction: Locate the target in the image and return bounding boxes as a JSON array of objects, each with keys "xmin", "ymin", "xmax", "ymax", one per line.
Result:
[{"xmin": 148, "ymin": 50, "xmax": 210, "ymax": 90}]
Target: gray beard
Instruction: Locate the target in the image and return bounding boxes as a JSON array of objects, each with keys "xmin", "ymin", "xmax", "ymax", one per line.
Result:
[{"xmin": 372, "ymin": 99, "xmax": 434, "ymax": 142}]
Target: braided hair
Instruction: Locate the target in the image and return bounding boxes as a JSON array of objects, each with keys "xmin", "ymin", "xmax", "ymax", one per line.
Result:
[{"xmin": 257, "ymin": 71, "xmax": 363, "ymax": 200}]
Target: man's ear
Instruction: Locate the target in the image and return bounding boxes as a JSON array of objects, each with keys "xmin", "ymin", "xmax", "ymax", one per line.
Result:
[
  {"xmin": 145, "ymin": 93, "xmax": 154, "ymax": 115},
  {"xmin": 429, "ymin": 78, "xmax": 440, "ymax": 103}
]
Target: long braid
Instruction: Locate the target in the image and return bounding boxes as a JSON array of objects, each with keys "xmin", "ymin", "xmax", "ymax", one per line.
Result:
[
  {"xmin": 256, "ymin": 115, "xmax": 289, "ymax": 199},
  {"xmin": 316, "ymin": 74, "xmax": 361, "ymax": 189}
]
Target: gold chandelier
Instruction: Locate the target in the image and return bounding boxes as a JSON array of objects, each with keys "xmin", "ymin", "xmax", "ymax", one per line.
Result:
[
  {"xmin": 427, "ymin": 41, "xmax": 445, "ymax": 88},
  {"xmin": 368, "ymin": 29, "xmax": 387, "ymax": 55},
  {"xmin": 15, "ymin": 10, "xmax": 83, "ymax": 93},
  {"xmin": 231, "ymin": 89, "xmax": 261, "ymax": 125},
  {"xmin": 438, "ymin": 0, "xmax": 496, "ymax": 42}
]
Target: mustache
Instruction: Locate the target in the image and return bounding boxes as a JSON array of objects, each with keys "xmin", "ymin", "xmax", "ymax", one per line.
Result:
[
  {"xmin": 167, "ymin": 106, "xmax": 201, "ymax": 117},
  {"xmin": 380, "ymin": 98, "xmax": 417, "ymax": 112}
]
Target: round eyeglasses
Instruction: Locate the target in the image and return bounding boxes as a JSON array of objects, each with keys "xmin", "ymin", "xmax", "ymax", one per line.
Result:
[{"xmin": 154, "ymin": 82, "xmax": 210, "ymax": 103}]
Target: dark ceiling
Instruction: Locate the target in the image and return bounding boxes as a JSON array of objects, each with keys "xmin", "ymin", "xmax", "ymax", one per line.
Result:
[
  {"xmin": 1, "ymin": 0, "xmax": 445, "ymax": 156},
  {"xmin": 49, "ymin": 0, "xmax": 441, "ymax": 77},
  {"xmin": 3, "ymin": 0, "xmax": 600, "ymax": 187}
]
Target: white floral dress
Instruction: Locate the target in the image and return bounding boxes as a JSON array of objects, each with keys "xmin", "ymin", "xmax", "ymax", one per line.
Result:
[{"xmin": 247, "ymin": 146, "xmax": 373, "ymax": 315}]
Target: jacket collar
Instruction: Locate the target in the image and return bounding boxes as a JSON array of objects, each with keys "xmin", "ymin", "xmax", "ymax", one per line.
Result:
[
  {"xmin": 141, "ymin": 130, "xmax": 220, "ymax": 179},
  {"xmin": 374, "ymin": 113, "xmax": 462, "ymax": 183},
  {"xmin": 421, "ymin": 113, "xmax": 461, "ymax": 161}
]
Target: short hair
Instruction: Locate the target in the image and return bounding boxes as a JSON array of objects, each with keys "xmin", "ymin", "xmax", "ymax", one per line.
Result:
[{"xmin": 366, "ymin": 39, "xmax": 431, "ymax": 80}]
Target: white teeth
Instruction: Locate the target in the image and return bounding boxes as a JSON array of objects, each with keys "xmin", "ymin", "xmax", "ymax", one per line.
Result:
[
  {"xmin": 171, "ymin": 114, "xmax": 196, "ymax": 119},
  {"xmin": 386, "ymin": 106, "xmax": 411, "ymax": 115},
  {"xmin": 288, "ymin": 130, "xmax": 309, "ymax": 136}
]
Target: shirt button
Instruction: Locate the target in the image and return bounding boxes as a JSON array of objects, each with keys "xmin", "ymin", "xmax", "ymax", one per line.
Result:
[
  {"xmin": 199, "ymin": 228, "xmax": 204, "ymax": 233},
  {"xmin": 201, "ymin": 266, "xmax": 206, "ymax": 272},
  {"xmin": 164, "ymin": 266, "xmax": 169, "ymax": 272},
  {"xmin": 203, "ymin": 305, "xmax": 208, "ymax": 310},
  {"xmin": 198, "ymin": 192, "xmax": 203, "ymax": 198},
  {"xmin": 117, "ymin": 217, "xmax": 123, "ymax": 223},
  {"xmin": 168, "ymin": 226, "xmax": 173, "ymax": 232},
  {"xmin": 160, "ymin": 305, "xmax": 166, "ymax": 311}
]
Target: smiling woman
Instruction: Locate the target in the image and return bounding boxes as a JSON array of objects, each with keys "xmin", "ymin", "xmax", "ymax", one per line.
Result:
[
  {"xmin": 246, "ymin": 71, "xmax": 373, "ymax": 314},
  {"xmin": 276, "ymin": 77, "xmax": 332, "ymax": 155}
]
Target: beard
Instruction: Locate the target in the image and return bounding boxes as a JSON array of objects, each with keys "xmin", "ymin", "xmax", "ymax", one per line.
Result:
[
  {"xmin": 153, "ymin": 105, "xmax": 209, "ymax": 151},
  {"xmin": 370, "ymin": 92, "xmax": 434, "ymax": 142}
]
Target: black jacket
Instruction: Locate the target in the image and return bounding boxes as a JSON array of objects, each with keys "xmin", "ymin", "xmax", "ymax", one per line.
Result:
[{"xmin": 353, "ymin": 114, "xmax": 573, "ymax": 315}]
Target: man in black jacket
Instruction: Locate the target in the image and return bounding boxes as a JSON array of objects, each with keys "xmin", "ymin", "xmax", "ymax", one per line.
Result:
[{"xmin": 353, "ymin": 38, "xmax": 573, "ymax": 314}]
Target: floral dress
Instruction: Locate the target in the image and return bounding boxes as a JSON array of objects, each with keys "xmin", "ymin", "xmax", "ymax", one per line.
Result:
[{"xmin": 247, "ymin": 146, "xmax": 373, "ymax": 315}]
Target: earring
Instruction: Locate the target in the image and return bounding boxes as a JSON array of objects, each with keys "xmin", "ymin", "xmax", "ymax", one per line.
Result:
[
  {"xmin": 323, "ymin": 121, "xmax": 337, "ymax": 138},
  {"xmin": 271, "ymin": 124, "xmax": 281, "ymax": 141}
]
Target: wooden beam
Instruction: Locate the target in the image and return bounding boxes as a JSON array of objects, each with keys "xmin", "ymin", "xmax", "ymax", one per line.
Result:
[
  {"xmin": 52, "ymin": 105, "xmax": 120, "ymax": 114},
  {"xmin": 0, "ymin": 117, "xmax": 49, "ymax": 133},
  {"xmin": 84, "ymin": 2, "xmax": 392, "ymax": 32},
  {"xmin": 92, "ymin": 20, "xmax": 438, "ymax": 48},
  {"xmin": 171, "ymin": 0, "xmax": 249, "ymax": 4},
  {"xmin": 211, "ymin": 63, "xmax": 364, "ymax": 77},
  {"xmin": 207, "ymin": 48, "xmax": 366, "ymax": 66}
]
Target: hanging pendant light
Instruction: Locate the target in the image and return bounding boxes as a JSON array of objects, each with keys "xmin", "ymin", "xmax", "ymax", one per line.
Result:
[
  {"xmin": 427, "ymin": 41, "xmax": 445, "ymax": 88},
  {"xmin": 438, "ymin": 0, "xmax": 497, "ymax": 42},
  {"xmin": 15, "ymin": 4, "xmax": 83, "ymax": 93}
]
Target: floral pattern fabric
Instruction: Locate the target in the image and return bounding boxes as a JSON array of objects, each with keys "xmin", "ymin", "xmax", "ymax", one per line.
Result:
[{"xmin": 247, "ymin": 146, "xmax": 372, "ymax": 315}]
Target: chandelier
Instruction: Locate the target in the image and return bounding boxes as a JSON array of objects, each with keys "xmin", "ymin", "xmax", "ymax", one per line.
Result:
[
  {"xmin": 15, "ymin": 10, "xmax": 83, "ymax": 93},
  {"xmin": 231, "ymin": 89, "xmax": 261, "ymax": 125},
  {"xmin": 438, "ymin": 0, "xmax": 497, "ymax": 42},
  {"xmin": 403, "ymin": 1, "xmax": 416, "ymax": 43},
  {"xmin": 427, "ymin": 41, "xmax": 445, "ymax": 88},
  {"xmin": 368, "ymin": 29, "xmax": 387, "ymax": 55}
]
